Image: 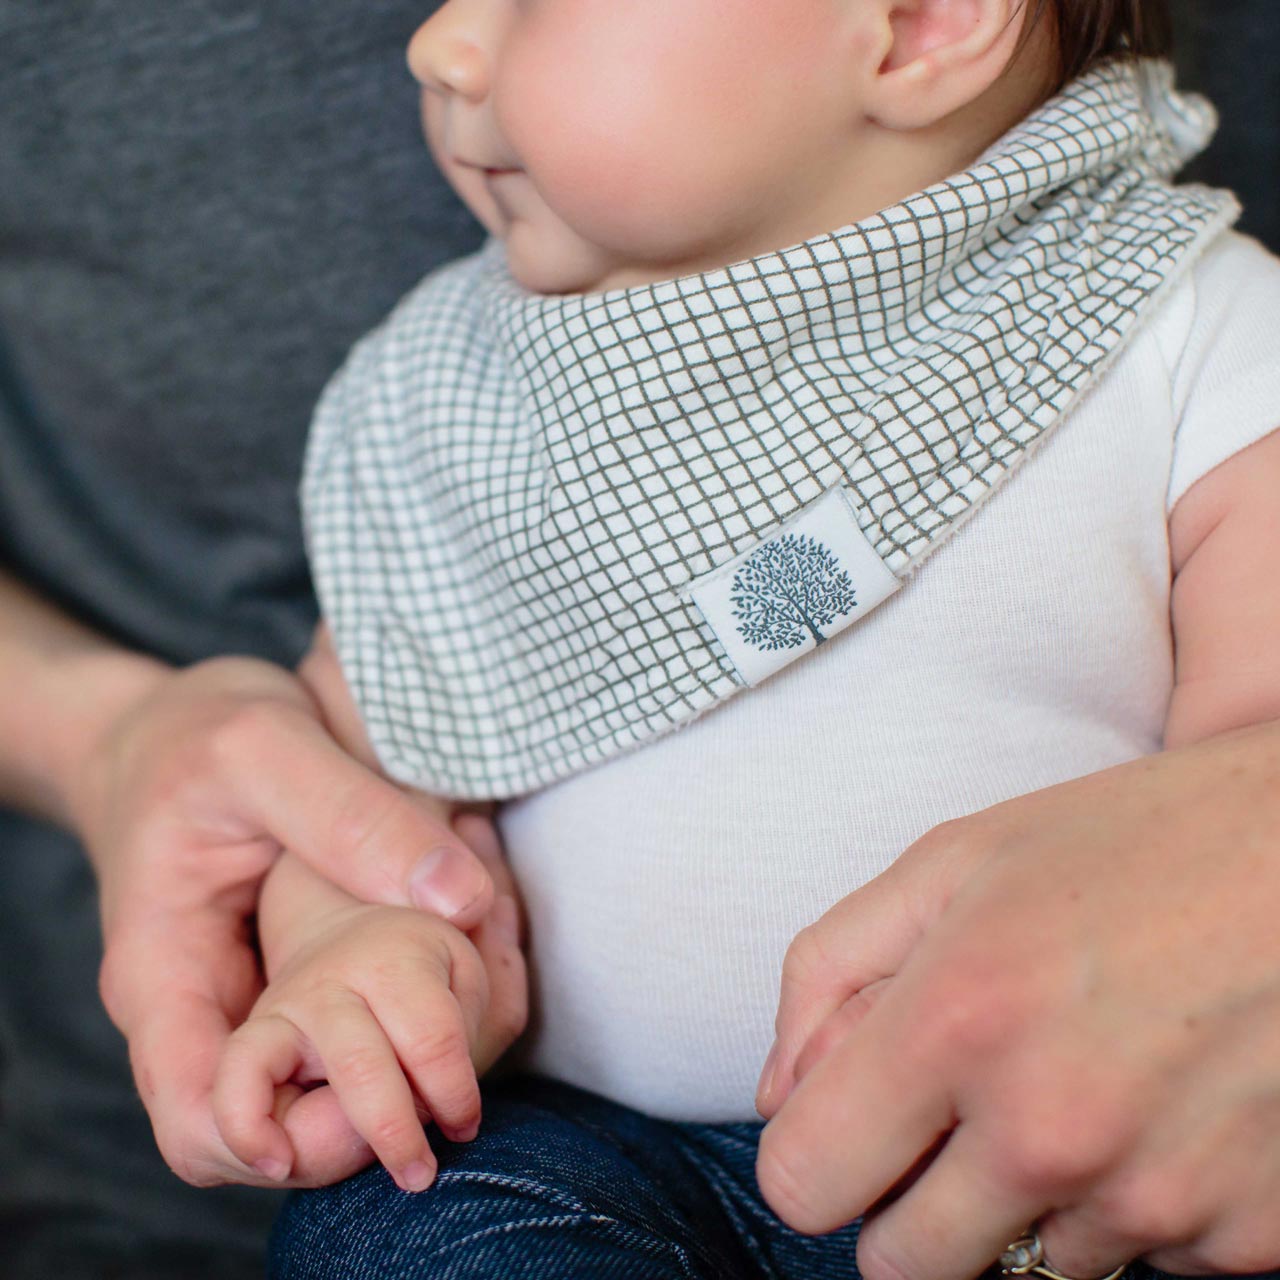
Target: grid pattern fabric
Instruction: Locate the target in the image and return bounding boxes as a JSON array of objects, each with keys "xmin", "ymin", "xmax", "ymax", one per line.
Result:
[{"xmin": 303, "ymin": 59, "xmax": 1237, "ymax": 799}]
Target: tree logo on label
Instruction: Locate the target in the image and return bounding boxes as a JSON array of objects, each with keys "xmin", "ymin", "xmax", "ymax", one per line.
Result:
[{"xmin": 731, "ymin": 533, "xmax": 858, "ymax": 651}]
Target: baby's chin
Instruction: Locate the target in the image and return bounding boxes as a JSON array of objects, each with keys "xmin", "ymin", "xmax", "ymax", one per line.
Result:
[
  {"xmin": 501, "ymin": 222, "xmax": 620, "ymax": 297},
  {"xmin": 502, "ymin": 220, "xmax": 696, "ymax": 298}
]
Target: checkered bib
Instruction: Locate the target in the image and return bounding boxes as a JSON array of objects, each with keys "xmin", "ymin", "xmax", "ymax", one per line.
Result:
[{"xmin": 303, "ymin": 60, "xmax": 1237, "ymax": 799}]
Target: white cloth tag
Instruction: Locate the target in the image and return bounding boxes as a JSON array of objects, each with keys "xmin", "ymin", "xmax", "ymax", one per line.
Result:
[{"xmin": 688, "ymin": 487, "xmax": 901, "ymax": 687}]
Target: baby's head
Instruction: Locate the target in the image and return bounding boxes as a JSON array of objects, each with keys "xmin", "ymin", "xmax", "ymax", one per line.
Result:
[{"xmin": 408, "ymin": 0, "xmax": 1171, "ymax": 296}]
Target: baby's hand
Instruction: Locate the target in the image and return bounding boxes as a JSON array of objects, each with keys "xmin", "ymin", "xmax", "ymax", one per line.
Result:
[{"xmin": 213, "ymin": 901, "xmax": 504, "ymax": 1193}]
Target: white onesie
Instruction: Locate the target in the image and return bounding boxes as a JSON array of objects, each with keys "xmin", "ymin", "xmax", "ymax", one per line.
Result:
[{"xmin": 498, "ymin": 230, "xmax": 1280, "ymax": 1121}]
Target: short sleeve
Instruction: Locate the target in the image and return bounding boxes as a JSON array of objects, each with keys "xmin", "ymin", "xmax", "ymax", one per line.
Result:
[{"xmin": 1165, "ymin": 230, "xmax": 1280, "ymax": 512}]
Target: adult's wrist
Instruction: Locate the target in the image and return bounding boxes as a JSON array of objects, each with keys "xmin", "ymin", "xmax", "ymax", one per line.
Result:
[
  {"xmin": 0, "ymin": 569, "xmax": 174, "ymax": 829},
  {"xmin": 38, "ymin": 644, "xmax": 172, "ymax": 837}
]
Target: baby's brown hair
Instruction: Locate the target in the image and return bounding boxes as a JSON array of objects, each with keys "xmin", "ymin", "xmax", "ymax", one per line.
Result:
[{"xmin": 1033, "ymin": 0, "xmax": 1173, "ymax": 87}]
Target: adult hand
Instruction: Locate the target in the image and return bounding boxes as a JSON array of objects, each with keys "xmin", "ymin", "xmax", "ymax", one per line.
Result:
[
  {"xmin": 66, "ymin": 641, "xmax": 499, "ymax": 1188},
  {"xmin": 754, "ymin": 722, "xmax": 1280, "ymax": 1280}
]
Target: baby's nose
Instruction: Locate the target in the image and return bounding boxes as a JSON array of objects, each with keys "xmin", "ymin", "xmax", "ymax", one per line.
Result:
[{"xmin": 407, "ymin": 8, "xmax": 491, "ymax": 102}]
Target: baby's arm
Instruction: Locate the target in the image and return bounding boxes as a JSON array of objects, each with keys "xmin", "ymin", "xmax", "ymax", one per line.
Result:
[
  {"xmin": 1166, "ymin": 426, "xmax": 1280, "ymax": 747},
  {"xmin": 213, "ymin": 848, "xmax": 523, "ymax": 1192}
]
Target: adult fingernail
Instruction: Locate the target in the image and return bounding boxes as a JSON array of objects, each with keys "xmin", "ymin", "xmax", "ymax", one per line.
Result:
[
  {"xmin": 492, "ymin": 894, "xmax": 520, "ymax": 946},
  {"xmin": 400, "ymin": 1160, "xmax": 435, "ymax": 1193},
  {"xmin": 254, "ymin": 1157, "xmax": 290, "ymax": 1182},
  {"xmin": 410, "ymin": 846, "xmax": 486, "ymax": 918},
  {"xmin": 756, "ymin": 1041, "xmax": 779, "ymax": 1114}
]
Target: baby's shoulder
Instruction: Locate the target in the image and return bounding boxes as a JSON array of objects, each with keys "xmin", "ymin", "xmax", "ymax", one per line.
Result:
[
  {"xmin": 1149, "ymin": 229, "xmax": 1280, "ymax": 379},
  {"xmin": 1155, "ymin": 229, "xmax": 1280, "ymax": 511},
  {"xmin": 1189, "ymin": 227, "xmax": 1280, "ymax": 294}
]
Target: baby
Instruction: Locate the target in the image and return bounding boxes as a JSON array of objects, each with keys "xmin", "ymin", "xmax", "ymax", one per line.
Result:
[{"xmin": 215, "ymin": 0, "xmax": 1280, "ymax": 1261}]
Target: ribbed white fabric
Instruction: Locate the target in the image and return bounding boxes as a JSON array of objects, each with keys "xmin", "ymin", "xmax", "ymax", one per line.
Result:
[{"xmin": 500, "ymin": 232, "xmax": 1280, "ymax": 1121}]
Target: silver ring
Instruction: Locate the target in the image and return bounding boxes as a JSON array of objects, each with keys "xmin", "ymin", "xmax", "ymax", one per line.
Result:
[{"xmin": 999, "ymin": 1231, "xmax": 1128, "ymax": 1280}]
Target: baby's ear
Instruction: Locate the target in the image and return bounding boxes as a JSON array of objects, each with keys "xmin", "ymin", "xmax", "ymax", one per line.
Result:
[{"xmin": 862, "ymin": 0, "xmax": 1043, "ymax": 130}]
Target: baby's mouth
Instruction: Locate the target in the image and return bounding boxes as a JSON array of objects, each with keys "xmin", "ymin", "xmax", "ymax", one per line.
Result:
[{"xmin": 452, "ymin": 155, "xmax": 520, "ymax": 178}]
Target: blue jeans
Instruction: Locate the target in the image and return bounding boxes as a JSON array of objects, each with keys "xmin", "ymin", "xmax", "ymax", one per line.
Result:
[{"xmin": 269, "ymin": 1075, "xmax": 1275, "ymax": 1280}]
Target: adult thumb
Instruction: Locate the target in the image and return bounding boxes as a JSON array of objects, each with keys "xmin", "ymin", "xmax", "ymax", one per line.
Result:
[{"xmin": 224, "ymin": 702, "xmax": 494, "ymax": 925}]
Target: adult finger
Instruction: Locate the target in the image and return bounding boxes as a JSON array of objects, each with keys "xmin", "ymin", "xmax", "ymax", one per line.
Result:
[
  {"xmin": 756, "ymin": 988, "xmax": 956, "ymax": 1236},
  {"xmin": 128, "ymin": 986, "xmax": 266, "ymax": 1188},
  {"xmin": 452, "ymin": 811, "xmax": 518, "ymax": 906},
  {"xmin": 217, "ymin": 702, "xmax": 493, "ymax": 924},
  {"xmin": 789, "ymin": 978, "xmax": 892, "ymax": 1090},
  {"xmin": 451, "ymin": 811, "xmax": 531, "ymax": 1071},
  {"xmin": 1034, "ymin": 1166, "xmax": 1188, "ymax": 1280},
  {"xmin": 469, "ymin": 893, "xmax": 530, "ymax": 1075},
  {"xmin": 300, "ymin": 627, "xmax": 495, "ymax": 926},
  {"xmin": 757, "ymin": 823, "xmax": 972, "ymax": 1118},
  {"xmin": 1149, "ymin": 1192, "xmax": 1280, "ymax": 1279},
  {"xmin": 110, "ymin": 913, "xmax": 269, "ymax": 1187},
  {"xmin": 1042, "ymin": 1092, "xmax": 1280, "ymax": 1279},
  {"xmin": 276, "ymin": 1084, "xmax": 376, "ymax": 1188},
  {"xmin": 853, "ymin": 1124, "xmax": 1048, "ymax": 1280},
  {"xmin": 1037, "ymin": 1209, "xmax": 1163, "ymax": 1280}
]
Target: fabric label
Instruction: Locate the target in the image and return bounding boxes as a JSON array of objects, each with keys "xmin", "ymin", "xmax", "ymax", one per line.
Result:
[{"xmin": 688, "ymin": 487, "xmax": 901, "ymax": 687}]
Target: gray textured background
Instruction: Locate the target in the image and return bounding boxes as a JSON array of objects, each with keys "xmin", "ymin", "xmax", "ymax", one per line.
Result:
[{"xmin": 1175, "ymin": 0, "xmax": 1280, "ymax": 250}]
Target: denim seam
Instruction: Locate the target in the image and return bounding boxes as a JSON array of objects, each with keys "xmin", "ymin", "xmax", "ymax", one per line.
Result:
[
  {"xmin": 423, "ymin": 1211, "xmax": 700, "ymax": 1277},
  {"xmin": 670, "ymin": 1131, "xmax": 776, "ymax": 1278},
  {"xmin": 434, "ymin": 1169, "xmax": 596, "ymax": 1216}
]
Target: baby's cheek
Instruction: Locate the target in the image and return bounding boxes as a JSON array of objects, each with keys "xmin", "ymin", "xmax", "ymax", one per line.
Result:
[
  {"xmin": 502, "ymin": 99, "xmax": 749, "ymax": 262},
  {"xmin": 496, "ymin": 29, "xmax": 746, "ymax": 251}
]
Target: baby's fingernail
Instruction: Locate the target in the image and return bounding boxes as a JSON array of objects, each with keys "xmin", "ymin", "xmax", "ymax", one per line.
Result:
[
  {"xmin": 410, "ymin": 846, "xmax": 486, "ymax": 919},
  {"xmin": 755, "ymin": 1042, "xmax": 779, "ymax": 1114},
  {"xmin": 254, "ymin": 1157, "xmax": 290, "ymax": 1182},
  {"xmin": 400, "ymin": 1160, "xmax": 435, "ymax": 1193},
  {"xmin": 492, "ymin": 894, "xmax": 520, "ymax": 946}
]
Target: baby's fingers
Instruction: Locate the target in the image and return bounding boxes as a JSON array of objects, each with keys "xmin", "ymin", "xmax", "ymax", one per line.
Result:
[
  {"xmin": 312, "ymin": 991, "xmax": 438, "ymax": 1193},
  {"xmin": 374, "ymin": 981, "xmax": 483, "ymax": 1145},
  {"xmin": 213, "ymin": 1013, "xmax": 302, "ymax": 1182}
]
